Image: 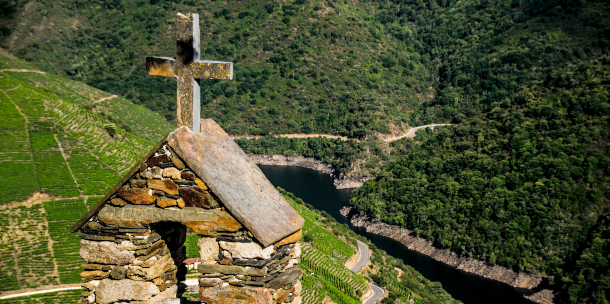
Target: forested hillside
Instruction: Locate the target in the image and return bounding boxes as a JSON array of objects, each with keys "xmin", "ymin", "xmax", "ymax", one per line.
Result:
[
  {"xmin": 349, "ymin": 0, "xmax": 610, "ymax": 302},
  {"xmin": 0, "ymin": 0, "xmax": 433, "ymax": 137},
  {"xmin": 2, "ymin": 0, "xmax": 610, "ymax": 302}
]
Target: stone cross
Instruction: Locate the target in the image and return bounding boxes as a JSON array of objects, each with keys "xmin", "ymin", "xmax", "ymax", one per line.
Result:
[{"xmin": 146, "ymin": 13, "xmax": 233, "ymax": 134}]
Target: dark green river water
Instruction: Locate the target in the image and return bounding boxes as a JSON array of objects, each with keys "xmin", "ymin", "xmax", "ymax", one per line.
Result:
[{"xmin": 258, "ymin": 165, "xmax": 536, "ymax": 304}]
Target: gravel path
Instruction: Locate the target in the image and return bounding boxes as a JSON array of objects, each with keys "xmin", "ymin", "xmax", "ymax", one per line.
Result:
[
  {"xmin": 0, "ymin": 286, "xmax": 81, "ymax": 300},
  {"xmin": 382, "ymin": 123, "xmax": 451, "ymax": 142},
  {"xmin": 231, "ymin": 124, "xmax": 451, "ymax": 143}
]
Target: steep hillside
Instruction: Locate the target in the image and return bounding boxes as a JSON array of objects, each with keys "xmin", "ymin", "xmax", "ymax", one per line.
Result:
[
  {"xmin": 349, "ymin": 1, "xmax": 610, "ymax": 301},
  {"xmin": 0, "ymin": 0, "xmax": 433, "ymax": 138},
  {"xmin": 276, "ymin": 189, "xmax": 460, "ymax": 304},
  {"xmin": 0, "ymin": 52, "xmax": 174, "ymax": 203},
  {"xmin": 0, "ymin": 51, "xmax": 174, "ymax": 142},
  {"xmin": 0, "ymin": 56, "xmax": 454, "ymax": 303}
]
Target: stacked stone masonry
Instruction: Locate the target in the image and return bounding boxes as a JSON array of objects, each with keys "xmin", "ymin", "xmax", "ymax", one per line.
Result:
[{"xmin": 78, "ymin": 144, "xmax": 302, "ymax": 304}]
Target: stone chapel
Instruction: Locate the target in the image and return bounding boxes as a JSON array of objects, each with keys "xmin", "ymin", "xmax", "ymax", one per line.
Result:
[{"xmin": 71, "ymin": 12, "xmax": 305, "ymax": 304}]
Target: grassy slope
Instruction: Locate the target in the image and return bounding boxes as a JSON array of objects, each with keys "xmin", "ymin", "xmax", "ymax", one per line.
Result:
[
  {"xmin": 0, "ymin": 52, "xmax": 174, "ymax": 142},
  {"xmin": 0, "ymin": 53, "xmax": 174, "ymax": 203}
]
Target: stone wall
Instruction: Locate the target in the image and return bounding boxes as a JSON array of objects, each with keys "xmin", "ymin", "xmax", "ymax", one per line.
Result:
[
  {"xmin": 79, "ymin": 223, "xmax": 184, "ymax": 304},
  {"xmin": 78, "ymin": 144, "xmax": 302, "ymax": 304},
  {"xmin": 197, "ymin": 231, "xmax": 302, "ymax": 304}
]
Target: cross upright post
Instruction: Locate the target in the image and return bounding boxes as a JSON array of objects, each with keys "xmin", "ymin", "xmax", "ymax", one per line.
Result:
[{"xmin": 146, "ymin": 12, "xmax": 233, "ymax": 134}]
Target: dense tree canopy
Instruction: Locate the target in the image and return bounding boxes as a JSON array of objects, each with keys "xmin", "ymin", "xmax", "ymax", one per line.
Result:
[
  {"xmin": 352, "ymin": 54, "xmax": 610, "ymax": 304},
  {"xmin": 348, "ymin": 0, "xmax": 610, "ymax": 302}
]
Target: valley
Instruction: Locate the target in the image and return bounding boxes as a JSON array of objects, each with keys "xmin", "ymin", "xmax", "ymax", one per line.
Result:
[
  {"xmin": 0, "ymin": 53, "xmax": 458, "ymax": 304},
  {"xmin": 0, "ymin": 0, "xmax": 609, "ymax": 302}
]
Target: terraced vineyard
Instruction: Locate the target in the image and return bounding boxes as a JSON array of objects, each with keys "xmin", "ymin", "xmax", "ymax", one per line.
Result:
[
  {"xmin": 303, "ymin": 226, "xmax": 354, "ymax": 264},
  {"xmin": 43, "ymin": 199, "xmax": 89, "ymax": 284},
  {"xmin": 300, "ymin": 243, "xmax": 367, "ymax": 299},
  {"xmin": 280, "ymin": 192, "xmax": 368, "ymax": 303},
  {"xmin": 0, "ymin": 204, "xmax": 59, "ymax": 291},
  {"xmin": 300, "ymin": 273, "xmax": 325, "ymax": 304},
  {"xmin": 0, "ymin": 53, "xmax": 173, "ymax": 143},
  {"xmin": 374, "ymin": 267, "xmax": 422, "ymax": 304},
  {"xmin": 0, "ymin": 211, "xmax": 20, "ymax": 291},
  {"xmin": 0, "ymin": 72, "xmax": 154, "ymax": 201},
  {"xmin": 0, "ymin": 83, "xmax": 39, "ymax": 203}
]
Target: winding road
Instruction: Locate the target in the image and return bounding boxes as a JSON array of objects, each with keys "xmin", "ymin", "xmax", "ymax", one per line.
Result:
[
  {"xmin": 350, "ymin": 240, "xmax": 370, "ymax": 272},
  {"xmin": 364, "ymin": 283, "xmax": 386, "ymax": 304},
  {"xmin": 231, "ymin": 124, "xmax": 451, "ymax": 143},
  {"xmin": 349, "ymin": 240, "xmax": 385, "ymax": 304}
]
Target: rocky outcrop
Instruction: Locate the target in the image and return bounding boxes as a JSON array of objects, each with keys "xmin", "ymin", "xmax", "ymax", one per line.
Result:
[
  {"xmin": 340, "ymin": 206, "xmax": 547, "ymax": 291},
  {"xmin": 525, "ymin": 289, "xmax": 561, "ymax": 304},
  {"xmin": 95, "ymin": 279, "xmax": 160, "ymax": 304},
  {"xmin": 248, "ymin": 154, "xmax": 371, "ymax": 189}
]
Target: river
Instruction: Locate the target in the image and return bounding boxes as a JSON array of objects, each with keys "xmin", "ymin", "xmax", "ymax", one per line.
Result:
[{"xmin": 258, "ymin": 165, "xmax": 536, "ymax": 304}]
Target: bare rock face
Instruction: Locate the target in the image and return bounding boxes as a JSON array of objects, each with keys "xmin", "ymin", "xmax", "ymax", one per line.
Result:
[
  {"xmin": 199, "ymin": 285, "xmax": 273, "ymax": 304},
  {"xmin": 265, "ymin": 266, "xmax": 301, "ymax": 289},
  {"xmin": 219, "ymin": 241, "xmax": 274, "ymax": 260},
  {"xmin": 199, "ymin": 277, "xmax": 223, "ymax": 287},
  {"xmin": 274, "ymin": 229, "xmax": 302, "ymax": 248},
  {"xmin": 148, "ymin": 179, "xmax": 179, "ymax": 196},
  {"xmin": 525, "ymin": 289, "xmax": 558, "ymax": 304},
  {"xmin": 128, "ymin": 253, "xmax": 176, "ymax": 281},
  {"xmin": 95, "ymin": 279, "xmax": 159, "ymax": 304},
  {"xmin": 162, "ymin": 167, "xmax": 181, "ymax": 179},
  {"xmin": 198, "ymin": 237, "xmax": 219, "ymax": 263},
  {"xmin": 118, "ymin": 187, "xmax": 156, "ymax": 205},
  {"xmin": 143, "ymin": 285, "xmax": 178, "ymax": 304},
  {"xmin": 80, "ymin": 240, "xmax": 135, "ymax": 265},
  {"xmin": 141, "ymin": 166, "xmax": 163, "ymax": 179}
]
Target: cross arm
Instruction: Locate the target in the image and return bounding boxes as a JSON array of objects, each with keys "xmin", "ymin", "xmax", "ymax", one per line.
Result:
[
  {"xmin": 189, "ymin": 60, "xmax": 233, "ymax": 80},
  {"xmin": 146, "ymin": 56, "xmax": 176, "ymax": 77}
]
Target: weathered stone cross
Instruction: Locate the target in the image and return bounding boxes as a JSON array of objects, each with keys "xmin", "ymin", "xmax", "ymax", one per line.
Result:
[{"xmin": 146, "ymin": 12, "xmax": 233, "ymax": 134}]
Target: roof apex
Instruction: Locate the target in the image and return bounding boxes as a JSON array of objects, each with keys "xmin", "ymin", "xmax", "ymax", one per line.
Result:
[
  {"xmin": 72, "ymin": 120, "xmax": 304, "ymax": 247},
  {"xmin": 168, "ymin": 120, "xmax": 303, "ymax": 246}
]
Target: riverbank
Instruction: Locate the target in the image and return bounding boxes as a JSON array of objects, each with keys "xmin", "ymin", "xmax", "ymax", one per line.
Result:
[
  {"xmin": 340, "ymin": 206, "xmax": 559, "ymax": 304},
  {"xmin": 248, "ymin": 154, "xmax": 371, "ymax": 189}
]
